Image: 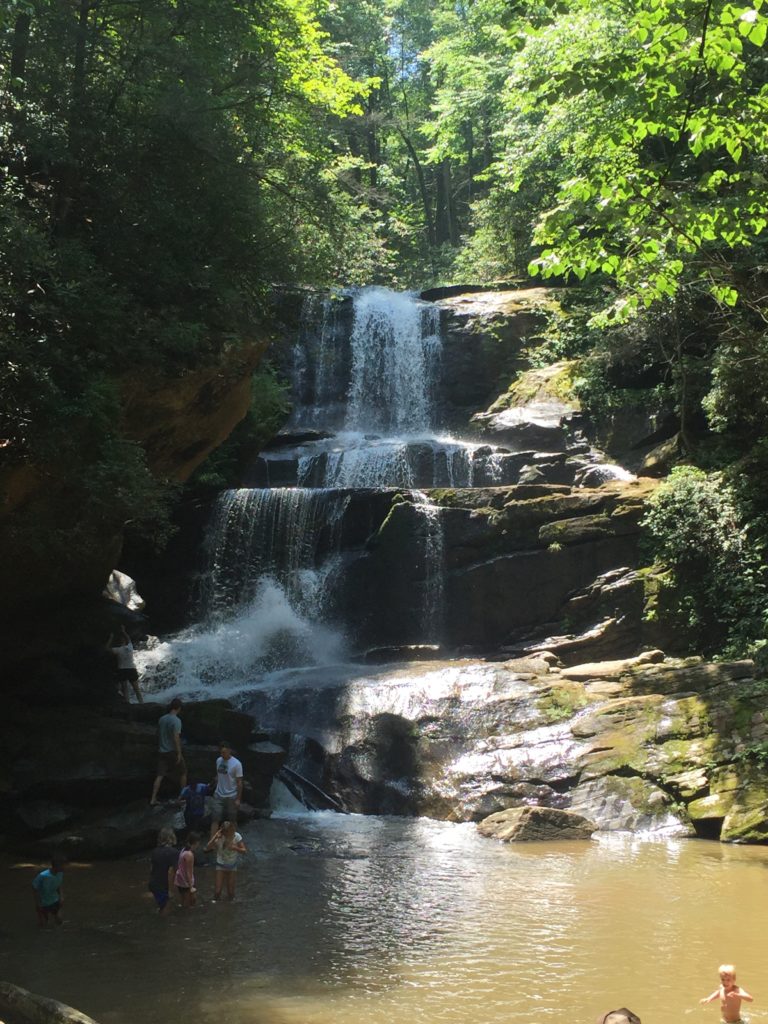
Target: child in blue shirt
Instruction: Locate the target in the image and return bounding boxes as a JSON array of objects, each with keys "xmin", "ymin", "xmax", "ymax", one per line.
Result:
[
  {"xmin": 178, "ymin": 781, "xmax": 210, "ymax": 833},
  {"xmin": 33, "ymin": 854, "xmax": 66, "ymax": 927}
]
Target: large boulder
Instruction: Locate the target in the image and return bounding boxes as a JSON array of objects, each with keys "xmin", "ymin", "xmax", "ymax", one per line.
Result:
[
  {"xmin": 33, "ymin": 800, "xmax": 182, "ymax": 858},
  {"xmin": 0, "ymin": 983, "xmax": 101, "ymax": 1024},
  {"xmin": 472, "ymin": 361, "xmax": 581, "ymax": 451},
  {"xmin": 477, "ymin": 806, "xmax": 596, "ymax": 841},
  {"xmin": 181, "ymin": 700, "xmax": 255, "ymax": 751}
]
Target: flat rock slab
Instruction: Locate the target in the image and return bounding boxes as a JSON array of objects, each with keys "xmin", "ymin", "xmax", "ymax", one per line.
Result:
[
  {"xmin": 560, "ymin": 650, "xmax": 665, "ymax": 680},
  {"xmin": 477, "ymin": 805, "xmax": 596, "ymax": 842}
]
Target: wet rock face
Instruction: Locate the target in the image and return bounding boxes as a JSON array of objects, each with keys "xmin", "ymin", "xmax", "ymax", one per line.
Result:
[
  {"xmin": 477, "ymin": 806, "xmax": 596, "ymax": 841},
  {"xmin": 347, "ymin": 479, "xmax": 654, "ymax": 653},
  {"xmin": 434, "ymin": 288, "xmax": 556, "ymax": 430},
  {"xmin": 247, "ymin": 655, "xmax": 768, "ymax": 842},
  {"xmin": 2, "ymin": 699, "xmax": 284, "ymax": 856}
]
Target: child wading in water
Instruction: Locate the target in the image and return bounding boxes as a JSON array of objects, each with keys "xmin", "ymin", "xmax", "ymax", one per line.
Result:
[
  {"xmin": 148, "ymin": 827, "xmax": 178, "ymax": 916},
  {"xmin": 174, "ymin": 832, "xmax": 201, "ymax": 907},
  {"xmin": 700, "ymin": 964, "xmax": 753, "ymax": 1023},
  {"xmin": 205, "ymin": 820, "xmax": 246, "ymax": 901},
  {"xmin": 32, "ymin": 854, "xmax": 66, "ymax": 927}
]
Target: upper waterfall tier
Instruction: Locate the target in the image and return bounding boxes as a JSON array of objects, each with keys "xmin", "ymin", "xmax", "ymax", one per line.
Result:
[
  {"xmin": 345, "ymin": 288, "xmax": 441, "ymax": 433},
  {"xmin": 288, "ymin": 287, "xmax": 442, "ymax": 435}
]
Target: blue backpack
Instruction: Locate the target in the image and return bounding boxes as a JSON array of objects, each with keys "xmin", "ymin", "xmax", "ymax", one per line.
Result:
[{"xmin": 182, "ymin": 783, "xmax": 209, "ymax": 823}]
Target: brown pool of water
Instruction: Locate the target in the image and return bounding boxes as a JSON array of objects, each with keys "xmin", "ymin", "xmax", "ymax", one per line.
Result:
[{"xmin": 2, "ymin": 813, "xmax": 767, "ymax": 1024}]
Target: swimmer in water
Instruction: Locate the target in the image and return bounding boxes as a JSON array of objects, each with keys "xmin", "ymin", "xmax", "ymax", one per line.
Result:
[{"xmin": 700, "ymin": 964, "xmax": 753, "ymax": 1023}]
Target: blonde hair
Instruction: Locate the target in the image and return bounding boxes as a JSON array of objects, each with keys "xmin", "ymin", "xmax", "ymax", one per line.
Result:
[{"xmin": 719, "ymin": 965, "xmax": 736, "ymax": 979}]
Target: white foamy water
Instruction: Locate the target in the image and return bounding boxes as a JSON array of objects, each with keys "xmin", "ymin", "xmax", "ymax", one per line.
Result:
[
  {"xmin": 136, "ymin": 577, "xmax": 345, "ymax": 698},
  {"xmin": 291, "ymin": 432, "xmax": 511, "ymax": 489},
  {"xmin": 202, "ymin": 487, "xmax": 350, "ymax": 616},
  {"xmin": 346, "ymin": 288, "xmax": 441, "ymax": 434}
]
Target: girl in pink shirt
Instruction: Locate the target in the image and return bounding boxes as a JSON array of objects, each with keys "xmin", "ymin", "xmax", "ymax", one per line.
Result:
[{"xmin": 174, "ymin": 832, "xmax": 200, "ymax": 907}]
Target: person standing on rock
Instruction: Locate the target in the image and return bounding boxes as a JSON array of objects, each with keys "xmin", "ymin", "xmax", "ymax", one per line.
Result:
[
  {"xmin": 109, "ymin": 626, "xmax": 144, "ymax": 703},
  {"xmin": 209, "ymin": 741, "xmax": 243, "ymax": 837},
  {"xmin": 150, "ymin": 698, "xmax": 187, "ymax": 806}
]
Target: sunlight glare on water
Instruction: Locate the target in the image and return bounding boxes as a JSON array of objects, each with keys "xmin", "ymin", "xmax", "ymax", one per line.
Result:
[{"xmin": 4, "ymin": 815, "xmax": 768, "ymax": 1024}]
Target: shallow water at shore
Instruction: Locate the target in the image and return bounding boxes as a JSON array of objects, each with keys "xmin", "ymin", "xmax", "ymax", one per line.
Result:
[{"xmin": 3, "ymin": 813, "xmax": 768, "ymax": 1024}]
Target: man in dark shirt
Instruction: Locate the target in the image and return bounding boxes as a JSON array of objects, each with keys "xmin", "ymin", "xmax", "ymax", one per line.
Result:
[
  {"xmin": 150, "ymin": 698, "xmax": 187, "ymax": 805},
  {"xmin": 148, "ymin": 827, "xmax": 179, "ymax": 915}
]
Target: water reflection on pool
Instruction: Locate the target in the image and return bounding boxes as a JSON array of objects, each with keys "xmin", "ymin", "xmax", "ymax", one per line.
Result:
[{"xmin": 3, "ymin": 812, "xmax": 768, "ymax": 1024}]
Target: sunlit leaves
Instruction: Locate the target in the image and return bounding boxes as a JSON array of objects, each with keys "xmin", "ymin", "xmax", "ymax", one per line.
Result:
[{"xmin": 504, "ymin": 0, "xmax": 768, "ymax": 320}]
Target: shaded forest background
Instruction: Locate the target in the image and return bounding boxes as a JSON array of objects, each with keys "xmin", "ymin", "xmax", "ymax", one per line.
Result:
[{"xmin": 1, "ymin": 0, "xmax": 768, "ymax": 661}]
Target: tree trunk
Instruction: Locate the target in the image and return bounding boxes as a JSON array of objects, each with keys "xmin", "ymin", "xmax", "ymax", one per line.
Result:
[
  {"xmin": 398, "ymin": 128, "xmax": 435, "ymax": 248},
  {"xmin": 6, "ymin": 11, "xmax": 32, "ymax": 172},
  {"xmin": 54, "ymin": 0, "xmax": 92, "ymax": 233},
  {"xmin": 9, "ymin": 11, "xmax": 31, "ymax": 96},
  {"xmin": 436, "ymin": 158, "xmax": 459, "ymax": 246}
]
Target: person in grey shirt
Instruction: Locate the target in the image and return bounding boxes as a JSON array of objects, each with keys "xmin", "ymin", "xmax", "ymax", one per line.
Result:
[{"xmin": 150, "ymin": 698, "xmax": 187, "ymax": 805}]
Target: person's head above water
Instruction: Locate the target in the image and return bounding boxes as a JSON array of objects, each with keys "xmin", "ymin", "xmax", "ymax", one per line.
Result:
[{"xmin": 596, "ymin": 1010, "xmax": 641, "ymax": 1024}]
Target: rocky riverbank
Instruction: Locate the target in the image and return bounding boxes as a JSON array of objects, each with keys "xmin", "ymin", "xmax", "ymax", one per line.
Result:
[
  {"xmin": 0, "ymin": 698, "xmax": 285, "ymax": 859},
  {"xmin": 244, "ymin": 651, "xmax": 768, "ymax": 843}
]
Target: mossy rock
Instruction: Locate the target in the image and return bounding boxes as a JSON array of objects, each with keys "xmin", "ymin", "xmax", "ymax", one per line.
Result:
[
  {"xmin": 539, "ymin": 514, "xmax": 615, "ymax": 546},
  {"xmin": 647, "ymin": 736, "xmax": 720, "ymax": 778},
  {"xmin": 486, "ymin": 360, "xmax": 582, "ymax": 415},
  {"xmin": 569, "ymin": 775, "xmax": 692, "ymax": 833},
  {"xmin": 537, "ymin": 681, "xmax": 589, "ymax": 723},
  {"xmin": 721, "ymin": 803, "xmax": 768, "ymax": 843}
]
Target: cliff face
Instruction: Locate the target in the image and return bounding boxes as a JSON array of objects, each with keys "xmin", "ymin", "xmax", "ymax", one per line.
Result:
[
  {"xmin": 120, "ymin": 340, "xmax": 268, "ymax": 482},
  {"xmin": 0, "ymin": 336, "xmax": 269, "ymax": 670}
]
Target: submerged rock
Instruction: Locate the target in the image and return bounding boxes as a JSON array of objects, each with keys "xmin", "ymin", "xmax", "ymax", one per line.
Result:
[{"xmin": 477, "ymin": 806, "xmax": 596, "ymax": 841}]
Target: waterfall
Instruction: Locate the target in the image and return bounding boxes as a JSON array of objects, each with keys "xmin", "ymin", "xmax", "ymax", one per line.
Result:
[
  {"xmin": 298, "ymin": 441, "xmax": 417, "ymax": 489},
  {"xmin": 291, "ymin": 437, "xmax": 516, "ymax": 490},
  {"xmin": 136, "ymin": 578, "xmax": 345, "ymax": 697},
  {"xmin": 202, "ymin": 487, "xmax": 350, "ymax": 618},
  {"xmin": 138, "ymin": 488, "xmax": 351, "ymax": 694},
  {"xmin": 345, "ymin": 288, "xmax": 441, "ymax": 434},
  {"xmin": 144, "ymin": 289, "xmax": 455, "ymax": 698},
  {"xmin": 413, "ymin": 495, "xmax": 445, "ymax": 643}
]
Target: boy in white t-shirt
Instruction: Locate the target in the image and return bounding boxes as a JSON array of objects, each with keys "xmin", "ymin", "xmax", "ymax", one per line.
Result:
[{"xmin": 209, "ymin": 741, "xmax": 243, "ymax": 837}]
